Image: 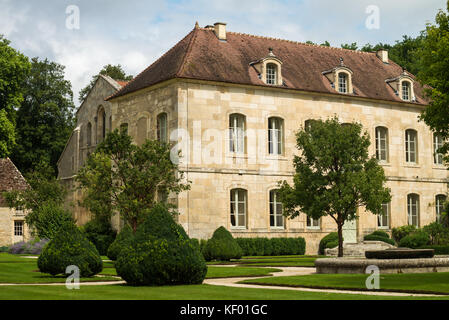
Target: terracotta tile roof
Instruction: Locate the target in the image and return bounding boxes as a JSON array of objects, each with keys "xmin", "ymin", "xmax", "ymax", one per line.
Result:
[
  {"xmin": 114, "ymin": 80, "xmax": 129, "ymax": 87},
  {"xmin": 108, "ymin": 27, "xmax": 427, "ymax": 105},
  {"xmin": 0, "ymin": 158, "xmax": 28, "ymax": 206}
]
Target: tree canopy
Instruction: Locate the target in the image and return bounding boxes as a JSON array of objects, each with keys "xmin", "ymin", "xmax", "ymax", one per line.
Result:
[
  {"xmin": 279, "ymin": 117, "xmax": 391, "ymax": 257},
  {"xmin": 0, "ymin": 109, "xmax": 15, "ymax": 158}
]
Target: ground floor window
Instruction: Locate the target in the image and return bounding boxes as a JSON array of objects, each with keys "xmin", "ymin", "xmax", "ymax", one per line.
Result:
[
  {"xmin": 436, "ymin": 195, "xmax": 447, "ymax": 223},
  {"xmin": 407, "ymin": 194, "xmax": 420, "ymax": 227},
  {"xmin": 14, "ymin": 221, "xmax": 23, "ymax": 236},
  {"xmin": 378, "ymin": 202, "xmax": 390, "ymax": 229},
  {"xmin": 307, "ymin": 216, "xmax": 320, "ymax": 229},
  {"xmin": 230, "ymin": 189, "xmax": 247, "ymax": 228},
  {"xmin": 269, "ymin": 190, "xmax": 284, "ymax": 228}
]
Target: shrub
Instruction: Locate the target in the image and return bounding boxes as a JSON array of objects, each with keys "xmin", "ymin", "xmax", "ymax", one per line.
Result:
[
  {"xmin": 107, "ymin": 224, "xmax": 133, "ymax": 261},
  {"xmin": 115, "ymin": 204, "xmax": 207, "ymax": 286},
  {"xmin": 325, "ymin": 240, "xmax": 339, "ymax": 250},
  {"xmin": 82, "ymin": 218, "xmax": 117, "ymax": 256},
  {"xmin": 419, "ymin": 245, "xmax": 449, "ymax": 255},
  {"xmin": 392, "ymin": 225, "xmax": 416, "ymax": 243},
  {"xmin": 27, "ymin": 202, "xmax": 74, "ymax": 240},
  {"xmin": 363, "ymin": 234, "xmax": 395, "ymax": 245},
  {"xmin": 319, "ymin": 232, "xmax": 341, "ymax": 255},
  {"xmin": 0, "ymin": 246, "xmax": 8, "ymax": 253},
  {"xmin": 370, "ymin": 230, "xmax": 390, "ymax": 239},
  {"xmin": 203, "ymin": 227, "xmax": 243, "ymax": 261},
  {"xmin": 38, "ymin": 223, "xmax": 102, "ymax": 277},
  {"xmin": 398, "ymin": 231, "xmax": 430, "ymax": 249},
  {"xmin": 422, "ymin": 222, "xmax": 449, "ymax": 245},
  {"xmin": 235, "ymin": 237, "xmax": 305, "ymax": 256}
]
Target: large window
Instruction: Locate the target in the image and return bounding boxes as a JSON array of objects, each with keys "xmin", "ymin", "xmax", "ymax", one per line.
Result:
[
  {"xmin": 87, "ymin": 122, "xmax": 92, "ymax": 146},
  {"xmin": 405, "ymin": 129, "xmax": 418, "ymax": 163},
  {"xmin": 402, "ymin": 81, "xmax": 411, "ymax": 101},
  {"xmin": 230, "ymin": 189, "xmax": 247, "ymax": 228},
  {"xmin": 378, "ymin": 202, "xmax": 390, "ymax": 229},
  {"xmin": 268, "ymin": 117, "xmax": 284, "ymax": 155},
  {"xmin": 157, "ymin": 113, "xmax": 168, "ymax": 143},
  {"xmin": 97, "ymin": 107, "xmax": 106, "ymax": 143},
  {"xmin": 436, "ymin": 195, "xmax": 447, "ymax": 223},
  {"xmin": 434, "ymin": 134, "xmax": 444, "ymax": 165},
  {"xmin": 375, "ymin": 127, "xmax": 389, "ymax": 162},
  {"xmin": 14, "ymin": 221, "xmax": 23, "ymax": 236},
  {"xmin": 266, "ymin": 63, "xmax": 277, "ymax": 85},
  {"xmin": 269, "ymin": 190, "xmax": 284, "ymax": 228},
  {"xmin": 407, "ymin": 194, "xmax": 420, "ymax": 227},
  {"xmin": 338, "ymin": 73, "xmax": 348, "ymax": 93},
  {"xmin": 307, "ymin": 217, "xmax": 320, "ymax": 229},
  {"xmin": 229, "ymin": 114, "xmax": 246, "ymax": 154}
]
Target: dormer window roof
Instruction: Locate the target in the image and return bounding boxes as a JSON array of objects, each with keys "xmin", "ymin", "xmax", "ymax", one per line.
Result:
[
  {"xmin": 250, "ymin": 48, "xmax": 283, "ymax": 86},
  {"xmin": 385, "ymin": 70, "xmax": 416, "ymax": 102},
  {"xmin": 322, "ymin": 58, "xmax": 354, "ymax": 94}
]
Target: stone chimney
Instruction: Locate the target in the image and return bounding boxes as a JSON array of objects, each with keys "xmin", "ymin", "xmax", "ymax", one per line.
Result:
[
  {"xmin": 214, "ymin": 22, "xmax": 227, "ymax": 41},
  {"xmin": 376, "ymin": 49, "xmax": 389, "ymax": 64}
]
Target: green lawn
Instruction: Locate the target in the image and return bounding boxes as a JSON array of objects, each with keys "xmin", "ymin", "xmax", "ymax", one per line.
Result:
[{"xmin": 241, "ymin": 273, "xmax": 449, "ymax": 295}]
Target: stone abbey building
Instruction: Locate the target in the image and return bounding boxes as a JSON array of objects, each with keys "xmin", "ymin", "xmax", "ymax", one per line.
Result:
[{"xmin": 58, "ymin": 22, "xmax": 448, "ymax": 254}]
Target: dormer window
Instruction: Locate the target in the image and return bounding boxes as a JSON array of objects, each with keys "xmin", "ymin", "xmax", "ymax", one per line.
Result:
[
  {"xmin": 386, "ymin": 71, "xmax": 416, "ymax": 102},
  {"xmin": 250, "ymin": 48, "xmax": 283, "ymax": 86},
  {"xmin": 338, "ymin": 73, "xmax": 348, "ymax": 93},
  {"xmin": 402, "ymin": 81, "xmax": 411, "ymax": 101},
  {"xmin": 266, "ymin": 64, "xmax": 277, "ymax": 85},
  {"xmin": 322, "ymin": 58, "xmax": 353, "ymax": 94}
]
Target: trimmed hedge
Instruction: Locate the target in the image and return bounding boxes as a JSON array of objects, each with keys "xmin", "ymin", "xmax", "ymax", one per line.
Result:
[
  {"xmin": 398, "ymin": 231, "xmax": 430, "ymax": 249},
  {"xmin": 319, "ymin": 232, "xmax": 340, "ymax": 255},
  {"xmin": 370, "ymin": 230, "xmax": 390, "ymax": 239},
  {"xmin": 419, "ymin": 245, "xmax": 449, "ymax": 255},
  {"xmin": 38, "ymin": 223, "xmax": 102, "ymax": 277},
  {"xmin": 83, "ymin": 219, "xmax": 117, "ymax": 256},
  {"xmin": 107, "ymin": 224, "xmax": 133, "ymax": 261},
  {"xmin": 363, "ymin": 234, "xmax": 395, "ymax": 245},
  {"xmin": 203, "ymin": 227, "xmax": 243, "ymax": 261},
  {"xmin": 236, "ymin": 237, "xmax": 306, "ymax": 256}
]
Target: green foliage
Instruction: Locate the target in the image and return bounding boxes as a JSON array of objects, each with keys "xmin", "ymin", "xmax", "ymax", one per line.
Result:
[
  {"xmin": 26, "ymin": 202, "xmax": 74, "ymax": 240},
  {"xmin": 0, "ymin": 247, "xmax": 8, "ymax": 253},
  {"xmin": 115, "ymin": 205, "xmax": 206, "ymax": 286},
  {"xmin": 370, "ymin": 230, "xmax": 390, "ymax": 239},
  {"xmin": 0, "ymin": 109, "xmax": 15, "ymax": 157},
  {"xmin": 341, "ymin": 43, "xmax": 358, "ymax": 50},
  {"xmin": 11, "ymin": 58, "xmax": 75, "ymax": 175},
  {"xmin": 82, "ymin": 218, "xmax": 117, "ymax": 256},
  {"xmin": 76, "ymin": 129, "xmax": 190, "ymax": 232},
  {"xmin": 234, "ymin": 237, "xmax": 306, "ymax": 256},
  {"xmin": 399, "ymin": 231, "xmax": 430, "ymax": 249},
  {"xmin": 419, "ymin": 245, "xmax": 449, "ymax": 255},
  {"xmin": 203, "ymin": 227, "xmax": 243, "ymax": 261},
  {"xmin": 279, "ymin": 117, "xmax": 391, "ymax": 257},
  {"xmin": 38, "ymin": 223, "xmax": 102, "ymax": 277},
  {"xmin": 79, "ymin": 64, "xmax": 132, "ymax": 103},
  {"xmin": 107, "ymin": 224, "xmax": 133, "ymax": 261},
  {"xmin": 363, "ymin": 234, "xmax": 395, "ymax": 245},
  {"xmin": 422, "ymin": 222, "xmax": 449, "ymax": 245},
  {"xmin": 319, "ymin": 232, "xmax": 340, "ymax": 255},
  {"xmin": 392, "ymin": 225, "xmax": 417, "ymax": 243}
]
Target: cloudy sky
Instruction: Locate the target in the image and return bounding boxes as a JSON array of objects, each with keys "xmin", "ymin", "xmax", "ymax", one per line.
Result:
[{"xmin": 0, "ymin": 0, "xmax": 446, "ymax": 105}]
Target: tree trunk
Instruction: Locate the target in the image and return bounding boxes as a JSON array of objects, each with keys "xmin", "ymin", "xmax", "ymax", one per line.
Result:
[
  {"xmin": 131, "ymin": 219, "xmax": 137, "ymax": 233},
  {"xmin": 337, "ymin": 222, "xmax": 344, "ymax": 258}
]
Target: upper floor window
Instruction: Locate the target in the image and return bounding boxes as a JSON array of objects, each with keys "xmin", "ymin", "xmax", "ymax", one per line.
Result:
[
  {"xmin": 407, "ymin": 194, "xmax": 420, "ymax": 227},
  {"xmin": 87, "ymin": 122, "xmax": 92, "ymax": 146},
  {"xmin": 378, "ymin": 202, "xmax": 390, "ymax": 229},
  {"xmin": 405, "ymin": 129, "xmax": 418, "ymax": 163},
  {"xmin": 229, "ymin": 113, "xmax": 246, "ymax": 154},
  {"xmin": 269, "ymin": 190, "xmax": 284, "ymax": 228},
  {"xmin": 307, "ymin": 216, "xmax": 320, "ymax": 229},
  {"xmin": 268, "ymin": 117, "xmax": 284, "ymax": 155},
  {"xmin": 436, "ymin": 195, "xmax": 446, "ymax": 223},
  {"xmin": 338, "ymin": 72, "xmax": 348, "ymax": 93},
  {"xmin": 266, "ymin": 63, "xmax": 277, "ymax": 85},
  {"xmin": 375, "ymin": 127, "xmax": 389, "ymax": 162},
  {"xmin": 434, "ymin": 134, "xmax": 444, "ymax": 165},
  {"xmin": 304, "ymin": 119, "xmax": 316, "ymax": 132},
  {"xmin": 97, "ymin": 107, "xmax": 106, "ymax": 144},
  {"xmin": 230, "ymin": 188, "xmax": 247, "ymax": 228},
  {"xmin": 402, "ymin": 81, "xmax": 411, "ymax": 101},
  {"xmin": 157, "ymin": 113, "xmax": 168, "ymax": 143}
]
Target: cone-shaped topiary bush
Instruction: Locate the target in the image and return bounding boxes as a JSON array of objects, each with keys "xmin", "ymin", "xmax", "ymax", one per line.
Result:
[
  {"xmin": 115, "ymin": 204, "xmax": 207, "ymax": 286},
  {"xmin": 107, "ymin": 224, "xmax": 133, "ymax": 261},
  {"xmin": 203, "ymin": 226, "xmax": 243, "ymax": 261},
  {"xmin": 38, "ymin": 222, "xmax": 103, "ymax": 277}
]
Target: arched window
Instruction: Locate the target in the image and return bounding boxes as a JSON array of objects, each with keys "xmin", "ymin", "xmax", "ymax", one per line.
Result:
[
  {"xmin": 268, "ymin": 117, "xmax": 284, "ymax": 155},
  {"xmin": 405, "ymin": 129, "xmax": 418, "ymax": 163},
  {"xmin": 230, "ymin": 188, "xmax": 247, "ymax": 228},
  {"xmin": 338, "ymin": 72, "xmax": 348, "ymax": 93},
  {"xmin": 402, "ymin": 81, "xmax": 411, "ymax": 101},
  {"xmin": 434, "ymin": 134, "xmax": 444, "ymax": 165},
  {"xmin": 137, "ymin": 117, "xmax": 148, "ymax": 146},
  {"xmin": 304, "ymin": 119, "xmax": 316, "ymax": 132},
  {"xmin": 375, "ymin": 127, "xmax": 389, "ymax": 162},
  {"xmin": 157, "ymin": 113, "xmax": 168, "ymax": 143},
  {"xmin": 97, "ymin": 107, "xmax": 106, "ymax": 143},
  {"xmin": 269, "ymin": 190, "xmax": 284, "ymax": 228},
  {"xmin": 266, "ymin": 63, "xmax": 277, "ymax": 85},
  {"xmin": 378, "ymin": 202, "xmax": 390, "ymax": 229},
  {"xmin": 407, "ymin": 194, "xmax": 420, "ymax": 227},
  {"xmin": 87, "ymin": 122, "xmax": 92, "ymax": 146},
  {"xmin": 436, "ymin": 195, "xmax": 447, "ymax": 223},
  {"xmin": 229, "ymin": 114, "xmax": 246, "ymax": 154},
  {"xmin": 109, "ymin": 116, "xmax": 112, "ymax": 133}
]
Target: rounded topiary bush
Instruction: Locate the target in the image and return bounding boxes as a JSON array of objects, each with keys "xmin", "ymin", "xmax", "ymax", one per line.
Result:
[
  {"xmin": 83, "ymin": 218, "xmax": 117, "ymax": 256},
  {"xmin": 364, "ymin": 234, "xmax": 395, "ymax": 245},
  {"xmin": 319, "ymin": 232, "xmax": 341, "ymax": 255},
  {"xmin": 38, "ymin": 223, "xmax": 102, "ymax": 277},
  {"xmin": 115, "ymin": 204, "xmax": 207, "ymax": 286},
  {"xmin": 107, "ymin": 224, "xmax": 133, "ymax": 261},
  {"xmin": 370, "ymin": 230, "xmax": 390, "ymax": 239},
  {"xmin": 203, "ymin": 226, "xmax": 243, "ymax": 261}
]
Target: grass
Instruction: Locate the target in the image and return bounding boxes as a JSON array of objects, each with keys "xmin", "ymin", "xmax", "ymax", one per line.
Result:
[{"xmin": 240, "ymin": 273, "xmax": 449, "ymax": 295}]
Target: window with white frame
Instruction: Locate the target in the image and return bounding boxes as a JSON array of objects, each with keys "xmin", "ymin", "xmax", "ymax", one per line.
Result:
[
  {"xmin": 436, "ymin": 195, "xmax": 446, "ymax": 223},
  {"xmin": 229, "ymin": 114, "xmax": 246, "ymax": 154},
  {"xmin": 434, "ymin": 134, "xmax": 444, "ymax": 165},
  {"xmin": 157, "ymin": 113, "xmax": 168, "ymax": 143},
  {"xmin": 14, "ymin": 221, "xmax": 23, "ymax": 236},
  {"xmin": 266, "ymin": 63, "xmax": 277, "ymax": 85},
  {"xmin": 375, "ymin": 126, "xmax": 389, "ymax": 162},
  {"xmin": 402, "ymin": 81, "xmax": 411, "ymax": 101},
  {"xmin": 405, "ymin": 129, "xmax": 418, "ymax": 163},
  {"xmin": 378, "ymin": 202, "xmax": 390, "ymax": 229},
  {"xmin": 269, "ymin": 190, "xmax": 284, "ymax": 228},
  {"xmin": 230, "ymin": 189, "xmax": 247, "ymax": 228},
  {"xmin": 407, "ymin": 194, "xmax": 420, "ymax": 227},
  {"xmin": 307, "ymin": 216, "xmax": 320, "ymax": 229},
  {"xmin": 268, "ymin": 117, "xmax": 284, "ymax": 155},
  {"xmin": 338, "ymin": 73, "xmax": 348, "ymax": 93}
]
